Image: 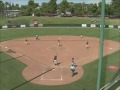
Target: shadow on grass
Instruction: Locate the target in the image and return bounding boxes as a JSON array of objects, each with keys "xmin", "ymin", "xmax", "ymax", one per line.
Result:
[
  {"xmin": 10, "ymin": 67, "xmax": 55, "ymax": 90},
  {"xmin": 0, "ymin": 55, "xmax": 24, "ymax": 64}
]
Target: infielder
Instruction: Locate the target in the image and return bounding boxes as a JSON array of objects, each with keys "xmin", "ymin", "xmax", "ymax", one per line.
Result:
[
  {"xmin": 35, "ymin": 35, "xmax": 39, "ymax": 40},
  {"xmin": 25, "ymin": 38, "xmax": 28, "ymax": 45},
  {"xmin": 53, "ymin": 55, "xmax": 59, "ymax": 65},
  {"xmin": 58, "ymin": 40, "xmax": 61, "ymax": 47},
  {"xmin": 71, "ymin": 58, "xmax": 77, "ymax": 67},
  {"xmin": 86, "ymin": 41, "xmax": 90, "ymax": 48},
  {"xmin": 80, "ymin": 34, "xmax": 83, "ymax": 38},
  {"xmin": 72, "ymin": 58, "xmax": 75, "ymax": 65}
]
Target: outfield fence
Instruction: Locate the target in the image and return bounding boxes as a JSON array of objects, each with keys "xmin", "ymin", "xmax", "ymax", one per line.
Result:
[{"xmin": 0, "ymin": 24, "xmax": 120, "ymax": 29}]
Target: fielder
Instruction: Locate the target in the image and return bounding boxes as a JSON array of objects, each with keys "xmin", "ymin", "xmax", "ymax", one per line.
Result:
[
  {"xmin": 35, "ymin": 35, "xmax": 39, "ymax": 40},
  {"xmin": 25, "ymin": 38, "xmax": 28, "ymax": 45},
  {"xmin": 86, "ymin": 41, "xmax": 90, "ymax": 48},
  {"xmin": 71, "ymin": 58, "xmax": 77, "ymax": 67},
  {"xmin": 80, "ymin": 34, "xmax": 83, "ymax": 38},
  {"xmin": 58, "ymin": 40, "xmax": 61, "ymax": 47},
  {"xmin": 53, "ymin": 55, "xmax": 59, "ymax": 65},
  {"xmin": 70, "ymin": 64, "xmax": 76, "ymax": 77},
  {"xmin": 72, "ymin": 58, "xmax": 75, "ymax": 65}
]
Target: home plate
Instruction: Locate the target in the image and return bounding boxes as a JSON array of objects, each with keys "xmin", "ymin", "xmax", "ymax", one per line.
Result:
[{"xmin": 41, "ymin": 67, "xmax": 62, "ymax": 80}]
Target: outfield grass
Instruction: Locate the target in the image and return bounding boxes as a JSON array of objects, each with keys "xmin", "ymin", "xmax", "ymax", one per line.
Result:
[
  {"xmin": 0, "ymin": 27, "xmax": 120, "ymax": 90},
  {"xmin": 0, "ymin": 28, "xmax": 120, "ymax": 42},
  {"xmin": 0, "ymin": 27, "xmax": 100, "ymax": 41},
  {"xmin": 0, "ymin": 16, "xmax": 120, "ymax": 25}
]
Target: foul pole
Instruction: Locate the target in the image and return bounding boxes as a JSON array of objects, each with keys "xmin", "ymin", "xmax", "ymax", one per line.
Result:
[{"xmin": 96, "ymin": 0, "xmax": 105, "ymax": 90}]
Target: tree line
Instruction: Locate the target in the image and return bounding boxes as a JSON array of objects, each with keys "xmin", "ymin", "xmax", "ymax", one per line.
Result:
[{"xmin": 0, "ymin": 0, "xmax": 120, "ymax": 17}]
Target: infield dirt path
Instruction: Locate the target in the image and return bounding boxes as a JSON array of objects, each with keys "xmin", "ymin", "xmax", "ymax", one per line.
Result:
[{"xmin": 0, "ymin": 35, "xmax": 120, "ymax": 85}]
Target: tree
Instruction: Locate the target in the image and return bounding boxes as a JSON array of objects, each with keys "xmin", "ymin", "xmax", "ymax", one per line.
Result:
[
  {"xmin": 97, "ymin": 1, "xmax": 102, "ymax": 15},
  {"xmin": 91, "ymin": 4, "xmax": 98, "ymax": 16},
  {"xmin": 26, "ymin": 0, "xmax": 35, "ymax": 15},
  {"xmin": 21, "ymin": 5, "xmax": 28, "ymax": 16},
  {"xmin": 11, "ymin": 3, "xmax": 14, "ymax": 10},
  {"xmin": 14, "ymin": 4, "xmax": 20, "ymax": 10},
  {"xmin": 68, "ymin": 2, "xmax": 75, "ymax": 15},
  {"xmin": 0, "ymin": 0, "xmax": 4, "ymax": 17},
  {"xmin": 74, "ymin": 3, "xmax": 82, "ymax": 16},
  {"xmin": 74, "ymin": 3, "xmax": 87, "ymax": 16},
  {"xmin": 48, "ymin": 0, "xmax": 57, "ymax": 14},
  {"xmin": 40, "ymin": 2, "xmax": 50, "ymax": 15},
  {"xmin": 25, "ymin": 0, "xmax": 39, "ymax": 16},
  {"xmin": 105, "ymin": 4, "xmax": 113, "ymax": 16},
  {"xmin": 59, "ymin": 0, "xmax": 69, "ymax": 14},
  {"xmin": 112, "ymin": 0, "xmax": 120, "ymax": 17},
  {"xmin": 4, "ymin": 2, "xmax": 10, "ymax": 17},
  {"xmin": 81, "ymin": 2, "xmax": 88, "ymax": 15}
]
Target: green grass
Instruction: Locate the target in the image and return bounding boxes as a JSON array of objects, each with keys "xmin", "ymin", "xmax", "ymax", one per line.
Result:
[
  {"xmin": 101, "ymin": 50, "xmax": 120, "ymax": 87},
  {"xmin": 0, "ymin": 27, "xmax": 120, "ymax": 90},
  {"xmin": 0, "ymin": 16, "xmax": 120, "ymax": 25},
  {"xmin": 0, "ymin": 27, "xmax": 100, "ymax": 41},
  {"xmin": 0, "ymin": 28, "xmax": 120, "ymax": 42},
  {"xmin": 0, "ymin": 51, "xmax": 98, "ymax": 90},
  {"xmin": 0, "ymin": 52, "xmax": 26, "ymax": 90},
  {"xmin": 0, "ymin": 50, "xmax": 119, "ymax": 90}
]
